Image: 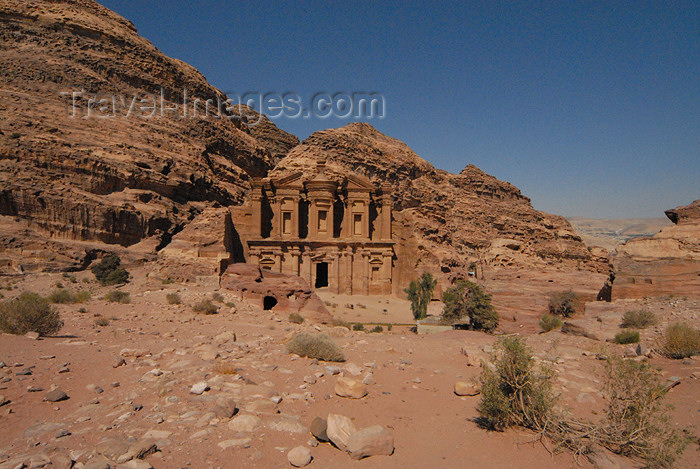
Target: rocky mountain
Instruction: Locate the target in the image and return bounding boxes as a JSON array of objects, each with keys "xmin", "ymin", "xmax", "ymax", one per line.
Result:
[
  {"xmin": 0, "ymin": 0, "xmax": 297, "ymax": 261},
  {"xmin": 271, "ymin": 123, "xmax": 602, "ymax": 276},
  {"xmin": 613, "ymin": 200, "xmax": 700, "ymax": 298}
]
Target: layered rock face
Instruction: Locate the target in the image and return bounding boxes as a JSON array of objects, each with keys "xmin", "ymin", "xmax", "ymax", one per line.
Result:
[
  {"xmin": 271, "ymin": 123, "xmax": 601, "ymax": 280},
  {"xmin": 612, "ymin": 200, "xmax": 700, "ymax": 299},
  {"xmin": 0, "ymin": 0, "xmax": 297, "ymax": 252}
]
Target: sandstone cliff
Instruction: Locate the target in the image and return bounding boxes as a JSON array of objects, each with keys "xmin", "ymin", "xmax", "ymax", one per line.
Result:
[
  {"xmin": 271, "ymin": 123, "xmax": 601, "ymax": 278},
  {"xmin": 612, "ymin": 200, "xmax": 700, "ymax": 298},
  {"xmin": 0, "ymin": 0, "xmax": 297, "ymax": 259}
]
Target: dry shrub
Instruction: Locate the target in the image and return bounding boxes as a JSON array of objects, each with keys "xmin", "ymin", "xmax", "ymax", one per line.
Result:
[
  {"xmin": 213, "ymin": 362, "xmax": 238, "ymax": 375},
  {"xmin": 477, "ymin": 336, "xmax": 555, "ymax": 431},
  {"xmin": 105, "ymin": 290, "xmax": 130, "ymax": 304},
  {"xmin": 193, "ymin": 299, "xmax": 217, "ymax": 314},
  {"xmin": 621, "ymin": 310, "xmax": 657, "ymax": 329},
  {"xmin": 287, "ymin": 333, "xmax": 345, "ymax": 362},
  {"xmin": 369, "ymin": 325, "xmax": 383, "ymax": 333},
  {"xmin": 0, "ymin": 292, "xmax": 63, "ymax": 336},
  {"xmin": 539, "ymin": 313, "xmax": 563, "ymax": 332},
  {"xmin": 94, "ymin": 316, "xmax": 110, "ymax": 327},
  {"xmin": 211, "ymin": 292, "xmax": 224, "ymax": 303},
  {"xmin": 660, "ymin": 323, "xmax": 699, "ymax": 359},
  {"xmin": 48, "ymin": 289, "xmax": 90, "ymax": 304},
  {"xmin": 288, "ymin": 312, "xmax": 305, "ymax": 324},
  {"xmin": 613, "ymin": 330, "xmax": 640, "ymax": 344},
  {"xmin": 166, "ymin": 292, "xmax": 181, "ymax": 305},
  {"xmin": 548, "ymin": 290, "xmax": 579, "ymax": 317}
]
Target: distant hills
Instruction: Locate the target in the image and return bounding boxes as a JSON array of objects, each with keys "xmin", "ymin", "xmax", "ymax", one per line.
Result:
[{"xmin": 566, "ymin": 217, "xmax": 672, "ymax": 251}]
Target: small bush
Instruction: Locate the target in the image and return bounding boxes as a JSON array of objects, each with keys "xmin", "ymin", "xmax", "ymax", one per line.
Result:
[
  {"xmin": 331, "ymin": 318, "xmax": 351, "ymax": 329},
  {"xmin": 621, "ymin": 310, "xmax": 657, "ymax": 329},
  {"xmin": 477, "ymin": 336, "xmax": 554, "ymax": 431},
  {"xmin": 0, "ymin": 292, "xmax": 63, "ymax": 336},
  {"xmin": 211, "ymin": 292, "xmax": 224, "ymax": 303},
  {"xmin": 193, "ymin": 299, "xmax": 218, "ymax": 315},
  {"xmin": 352, "ymin": 323, "xmax": 365, "ymax": 331},
  {"xmin": 166, "ymin": 293, "xmax": 181, "ymax": 305},
  {"xmin": 94, "ymin": 317, "xmax": 110, "ymax": 327},
  {"xmin": 105, "ymin": 290, "xmax": 130, "ymax": 304},
  {"xmin": 660, "ymin": 323, "xmax": 700, "ymax": 359},
  {"xmin": 613, "ymin": 330, "xmax": 640, "ymax": 344},
  {"xmin": 548, "ymin": 290, "xmax": 579, "ymax": 317},
  {"xmin": 370, "ymin": 325, "xmax": 383, "ymax": 333},
  {"xmin": 387, "ymin": 324, "xmax": 393, "ymax": 331},
  {"xmin": 288, "ymin": 312, "xmax": 305, "ymax": 324},
  {"xmin": 48, "ymin": 289, "xmax": 90, "ymax": 304},
  {"xmin": 287, "ymin": 333, "xmax": 345, "ymax": 362},
  {"xmin": 78, "ymin": 307, "xmax": 87, "ymax": 313},
  {"xmin": 91, "ymin": 255, "xmax": 129, "ymax": 286},
  {"xmin": 55, "ymin": 282, "xmax": 64, "ymax": 289},
  {"xmin": 161, "ymin": 278, "xmax": 174, "ymax": 285},
  {"xmin": 10, "ymin": 132, "xmax": 21, "ymax": 139},
  {"xmin": 48, "ymin": 289, "xmax": 72, "ymax": 304},
  {"xmin": 539, "ymin": 313, "xmax": 563, "ymax": 332}
]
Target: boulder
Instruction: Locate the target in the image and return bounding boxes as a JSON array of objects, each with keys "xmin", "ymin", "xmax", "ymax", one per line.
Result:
[
  {"xmin": 347, "ymin": 425, "xmax": 395, "ymax": 460},
  {"xmin": 227, "ymin": 414, "xmax": 262, "ymax": 433},
  {"xmin": 453, "ymin": 381, "xmax": 480, "ymax": 396},
  {"xmin": 326, "ymin": 414, "xmax": 357, "ymax": 451},
  {"xmin": 335, "ymin": 377, "xmax": 368, "ymax": 399},
  {"xmin": 44, "ymin": 389, "xmax": 69, "ymax": 402},
  {"xmin": 310, "ymin": 416, "xmax": 329, "ymax": 442},
  {"xmin": 287, "ymin": 446, "xmax": 312, "ymax": 467}
]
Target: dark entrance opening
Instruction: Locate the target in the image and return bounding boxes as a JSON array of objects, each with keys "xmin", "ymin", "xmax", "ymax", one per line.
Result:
[
  {"xmin": 263, "ymin": 295, "xmax": 278, "ymax": 310},
  {"xmin": 315, "ymin": 262, "xmax": 329, "ymax": 288}
]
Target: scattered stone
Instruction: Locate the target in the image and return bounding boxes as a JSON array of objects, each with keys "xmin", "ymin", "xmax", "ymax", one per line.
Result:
[
  {"xmin": 28, "ymin": 453, "xmax": 51, "ymax": 468},
  {"xmin": 116, "ymin": 460, "xmax": 153, "ymax": 469},
  {"xmin": 268, "ymin": 415, "xmax": 307, "ymax": 433},
  {"xmin": 211, "ymin": 397, "xmax": 237, "ymax": 419},
  {"xmin": 58, "ymin": 366, "xmax": 70, "ymax": 373},
  {"xmin": 55, "ymin": 429, "xmax": 71, "ymax": 438},
  {"xmin": 326, "ymin": 414, "xmax": 356, "ymax": 451},
  {"xmin": 347, "ymin": 425, "xmax": 395, "ymax": 460},
  {"xmin": 189, "ymin": 382, "xmax": 209, "ymax": 395},
  {"xmin": 344, "ymin": 362, "xmax": 362, "ymax": 376},
  {"xmin": 361, "ymin": 373, "xmax": 376, "ymax": 385},
  {"xmin": 25, "ymin": 331, "xmax": 40, "ymax": 340},
  {"xmin": 325, "ymin": 365, "xmax": 341, "ymax": 376},
  {"xmin": 113, "ymin": 357, "xmax": 127, "ymax": 368},
  {"xmin": 87, "ymin": 384, "xmax": 104, "ymax": 394},
  {"xmin": 310, "ymin": 417, "xmax": 329, "ymax": 442},
  {"xmin": 16, "ymin": 367, "xmax": 32, "ymax": 376},
  {"xmin": 453, "ymin": 381, "xmax": 480, "ymax": 396},
  {"xmin": 303, "ymin": 375, "xmax": 317, "ymax": 385},
  {"xmin": 335, "ymin": 377, "xmax": 368, "ymax": 399},
  {"xmin": 481, "ymin": 345, "xmax": 494, "ymax": 353},
  {"xmin": 27, "ymin": 386, "xmax": 44, "ymax": 392},
  {"xmin": 0, "ymin": 395, "xmax": 9, "ymax": 406},
  {"xmin": 142, "ymin": 430, "xmax": 172, "ymax": 440},
  {"xmin": 228, "ymin": 414, "xmax": 261, "ymax": 432},
  {"xmin": 245, "ymin": 398, "xmax": 277, "ymax": 414},
  {"xmin": 287, "ymin": 446, "xmax": 312, "ymax": 467},
  {"xmin": 44, "ymin": 389, "xmax": 68, "ymax": 402},
  {"xmin": 218, "ymin": 438, "xmax": 251, "ymax": 449}
]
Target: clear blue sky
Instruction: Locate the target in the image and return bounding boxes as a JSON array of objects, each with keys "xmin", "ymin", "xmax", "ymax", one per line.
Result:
[{"xmin": 100, "ymin": 0, "xmax": 699, "ymax": 219}]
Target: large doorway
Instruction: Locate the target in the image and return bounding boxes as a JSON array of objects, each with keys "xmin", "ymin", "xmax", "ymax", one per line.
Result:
[{"xmin": 315, "ymin": 262, "xmax": 329, "ymax": 288}]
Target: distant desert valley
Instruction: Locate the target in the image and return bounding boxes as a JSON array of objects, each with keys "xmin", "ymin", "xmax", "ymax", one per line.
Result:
[{"xmin": 0, "ymin": 1, "xmax": 698, "ymax": 469}]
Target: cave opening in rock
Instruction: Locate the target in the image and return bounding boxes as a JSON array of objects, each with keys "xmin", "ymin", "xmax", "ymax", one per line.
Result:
[{"xmin": 263, "ymin": 295, "xmax": 278, "ymax": 310}]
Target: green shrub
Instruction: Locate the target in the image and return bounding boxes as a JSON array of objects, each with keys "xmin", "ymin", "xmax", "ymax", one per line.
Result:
[
  {"xmin": 166, "ymin": 293, "xmax": 181, "ymax": 305},
  {"xmin": 477, "ymin": 336, "xmax": 554, "ymax": 431},
  {"xmin": 331, "ymin": 318, "xmax": 351, "ymax": 329},
  {"xmin": 442, "ymin": 280, "xmax": 498, "ymax": 332},
  {"xmin": 192, "ymin": 299, "xmax": 217, "ymax": 314},
  {"xmin": 72, "ymin": 291, "xmax": 90, "ymax": 303},
  {"xmin": 405, "ymin": 272, "xmax": 436, "ymax": 320},
  {"xmin": 9, "ymin": 132, "xmax": 20, "ymax": 139},
  {"xmin": 0, "ymin": 292, "xmax": 63, "ymax": 336},
  {"xmin": 352, "ymin": 323, "xmax": 365, "ymax": 331},
  {"xmin": 287, "ymin": 333, "xmax": 345, "ymax": 362},
  {"xmin": 91, "ymin": 255, "xmax": 129, "ymax": 286},
  {"xmin": 105, "ymin": 290, "xmax": 130, "ymax": 304},
  {"xmin": 211, "ymin": 292, "xmax": 224, "ymax": 303},
  {"xmin": 621, "ymin": 310, "xmax": 657, "ymax": 329},
  {"xmin": 539, "ymin": 313, "xmax": 563, "ymax": 332},
  {"xmin": 660, "ymin": 323, "xmax": 699, "ymax": 359},
  {"xmin": 48, "ymin": 289, "xmax": 72, "ymax": 304},
  {"xmin": 387, "ymin": 324, "xmax": 392, "ymax": 331},
  {"xmin": 78, "ymin": 307, "xmax": 87, "ymax": 313},
  {"xmin": 370, "ymin": 325, "xmax": 383, "ymax": 333},
  {"xmin": 548, "ymin": 290, "xmax": 579, "ymax": 317},
  {"xmin": 161, "ymin": 278, "xmax": 174, "ymax": 284},
  {"xmin": 288, "ymin": 312, "xmax": 305, "ymax": 324},
  {"xmin": 613, "ymin": 330, "xmax": 640, "ymax": 344}
]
